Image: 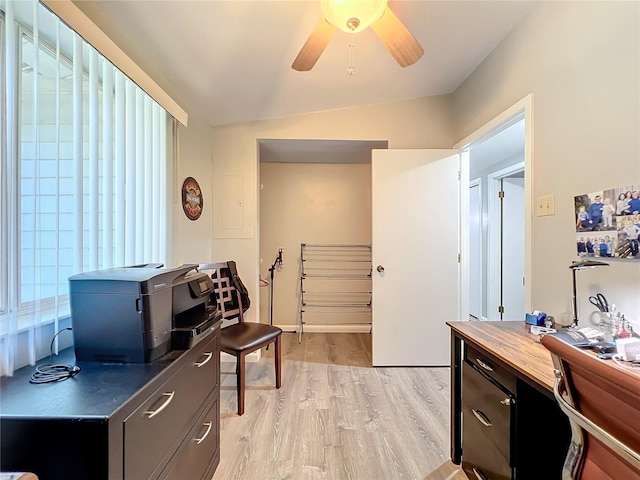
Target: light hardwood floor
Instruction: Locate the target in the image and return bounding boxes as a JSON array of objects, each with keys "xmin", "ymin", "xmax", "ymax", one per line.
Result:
[{"xmin": 212, "ymin": 332, "xmax": 466, "ymax": 480}]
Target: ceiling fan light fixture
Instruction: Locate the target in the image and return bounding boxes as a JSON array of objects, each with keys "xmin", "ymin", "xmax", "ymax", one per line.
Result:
[{"xmin": 321, "ymin": 0, "xmax": 387, "ymax": 33}]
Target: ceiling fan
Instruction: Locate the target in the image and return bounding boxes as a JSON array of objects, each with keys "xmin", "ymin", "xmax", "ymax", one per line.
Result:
[{"xmin": 292, "ymin": 0, "xmax": 424, "ymax": 72}]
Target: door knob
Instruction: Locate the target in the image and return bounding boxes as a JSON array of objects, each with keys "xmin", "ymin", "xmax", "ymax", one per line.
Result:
[{"xmin": 377, "ymin": 265, "xmax": 385, "ymax": 273}]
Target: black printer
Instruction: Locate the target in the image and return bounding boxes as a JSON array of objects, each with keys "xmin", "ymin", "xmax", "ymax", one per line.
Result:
[{"xmin": 69, "ymin": 264, "xmax": 220, "ymax": 363}]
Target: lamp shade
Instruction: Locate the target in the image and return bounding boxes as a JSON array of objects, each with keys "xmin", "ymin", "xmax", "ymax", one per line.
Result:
[
  {"xmin": 321, "ymin": 0, "xmax": 387, "ymax": 33},
  {"xmin": 569, "ymin": 259, "xmax": 610, "ymax": 270}
]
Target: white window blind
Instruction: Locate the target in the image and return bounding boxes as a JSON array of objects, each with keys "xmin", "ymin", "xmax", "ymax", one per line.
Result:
[{"xmin": 1, "ymin": 0, "xmax": 173, "ymax": 376}]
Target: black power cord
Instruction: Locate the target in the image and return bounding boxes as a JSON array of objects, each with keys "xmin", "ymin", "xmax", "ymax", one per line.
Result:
[{"xmin": 29, "ymin": 327, "xmax": 81, "ymax": 384}]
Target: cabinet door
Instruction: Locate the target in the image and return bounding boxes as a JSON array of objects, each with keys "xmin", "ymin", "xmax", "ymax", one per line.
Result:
[{"xmin": 462, "ymin": 362, "xmax": 513, "ymax": 480}]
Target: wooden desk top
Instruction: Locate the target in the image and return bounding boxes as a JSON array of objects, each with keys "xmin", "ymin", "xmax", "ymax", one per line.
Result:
[{"xmin": 447, "ymin": 320, "xmax": 556, "ymax": 392}]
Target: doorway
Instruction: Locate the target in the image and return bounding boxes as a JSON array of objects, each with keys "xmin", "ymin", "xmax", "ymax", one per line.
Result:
[
  {"xmin": 487, "ymin": 164, "xmax": 525, "ymax": 320},
  {"xmin": 257, "ymin": 139, "xmax": 386, "ymax": 333},
  {"xmin": 456, "ymin": 95, "xmax": 532, "ymax": 322}
]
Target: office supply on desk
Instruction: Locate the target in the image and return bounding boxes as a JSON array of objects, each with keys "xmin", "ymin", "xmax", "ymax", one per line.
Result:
[
  {"xmin": 616, "ymin": 337, "xmax": 640, "ymax": 362},
  {"xmin": 576, "ymin": 326, "xmax": 602, "ymax": 340},
  {"xmin": 525, "ymin": 310, "xmax": 547, "ymax": 325},
  {"xmin": 588, "ymin": 293, "xmax": 609, "ymax": 312},
  {"xmin": 592, "ymin": 341, "xmax": 617, "ymax": 354},
  {"xmin": 547, "ymin": 329, "xmax": 592, "ymax": 348},
  {"xmin": 530, "ymin": 325, "xmax": 556, "ymax": 335}
]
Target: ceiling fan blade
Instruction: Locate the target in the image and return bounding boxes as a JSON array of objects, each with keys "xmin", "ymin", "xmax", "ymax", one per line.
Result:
[
  {"xmin": 292, "ymin": 17, "xmax": 336, "ymax": 71},
  {"xmin": 371, "ymin": 6, "xmax": 424, "ymax": 68}
]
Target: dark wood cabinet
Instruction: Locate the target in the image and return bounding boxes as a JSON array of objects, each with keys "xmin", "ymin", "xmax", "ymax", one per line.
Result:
[
  {"xmin": 449, "ymin": 321, "xmax": 570, "ymax": 480},
  {"xmin": 0, "ymin": 324, "xmax": 221, "ymax": 480}
]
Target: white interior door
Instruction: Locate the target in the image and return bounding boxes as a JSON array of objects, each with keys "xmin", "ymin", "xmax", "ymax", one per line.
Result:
[
  {"xmin": 501, "ymin": 176, "xmax": 525, "ymax": 319},
  {"xmin": 488, "ymin": 167, "xmax": 525, "ymax": 320},
  {"xmin": 372, "ymin": 149, "xmax": 460, "ymax": 366}
]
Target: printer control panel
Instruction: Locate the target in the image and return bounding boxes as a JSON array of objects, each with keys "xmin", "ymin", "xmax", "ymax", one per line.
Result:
[{"xmin": 189, "ymin": 274, "xmax": 214, "ymax": 298}]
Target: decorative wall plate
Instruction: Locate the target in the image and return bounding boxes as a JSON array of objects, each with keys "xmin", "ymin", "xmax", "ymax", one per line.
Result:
[{"xmin": 182, "ymin": 176, "xmax": 203, "ymax": 220}]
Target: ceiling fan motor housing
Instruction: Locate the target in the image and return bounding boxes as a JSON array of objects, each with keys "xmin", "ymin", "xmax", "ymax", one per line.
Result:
[
  {"xmin": 346, "ymin": 17, "xmax": 360, "ymax": 32},
  {"xmin": 292, "ymin": 0, "xmax": 423, "ymax": 71},
  {"xmin": 321, "ymin": 0, "xmax": 387, "ymax": 33}
]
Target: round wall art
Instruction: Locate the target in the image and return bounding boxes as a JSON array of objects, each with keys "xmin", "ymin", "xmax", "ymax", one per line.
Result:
[{"xmin": 182, "ymin": 176, "xmax": 203, "ymax": 220}]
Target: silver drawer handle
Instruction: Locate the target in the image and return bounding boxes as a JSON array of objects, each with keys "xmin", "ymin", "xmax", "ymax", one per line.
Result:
[
  {"xmin": 194, "ymin": 421, "xmax": 213, "ymax": 445},
  {"xmin": 472, "ymin": 467, "xmax": 488, "ymax": 480},
  {"xmin": 472, "ymin": 409, "xmax": 492, "ymax": 427},
  {"xmin": 145, "ymin": 391, "xmax": 175, "ymax": 418},
  {"xmin": 475, "ymin": 358, "xmax": 494, "ymax": 372},
  {"xmin": 194, "ymin": 352, "xmax": 213, "ymax": 368}
]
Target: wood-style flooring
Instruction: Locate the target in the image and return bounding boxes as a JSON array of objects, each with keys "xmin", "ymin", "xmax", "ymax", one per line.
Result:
[{"xmin": 212, "ymin": 332, "xmax": 467, "ymax": 480}]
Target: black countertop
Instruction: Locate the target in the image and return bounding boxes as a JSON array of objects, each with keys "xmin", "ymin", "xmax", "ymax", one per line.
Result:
[{"xmin": 1, "ymin": 345, "xmax": 191, "ymax": 419}]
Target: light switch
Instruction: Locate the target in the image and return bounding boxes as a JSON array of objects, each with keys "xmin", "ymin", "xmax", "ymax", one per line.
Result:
[{"xmin": 536, "ymin": 195, "xmax": 555, "ymax": 216}]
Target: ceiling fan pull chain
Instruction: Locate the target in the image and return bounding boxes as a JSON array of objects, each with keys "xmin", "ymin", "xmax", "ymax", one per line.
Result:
[{"xmin": 347, "ymin": 33, "xmax": 356, "ymax": 76}]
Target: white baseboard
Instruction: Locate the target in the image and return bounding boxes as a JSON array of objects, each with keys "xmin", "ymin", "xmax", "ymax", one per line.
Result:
[{"xmin": 305, "ymin": 324, "xmax": 372, "ymax": 333}]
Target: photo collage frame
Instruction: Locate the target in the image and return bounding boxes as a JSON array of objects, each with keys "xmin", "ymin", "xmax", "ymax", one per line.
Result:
[{"xmin": 574, "ymin": 185, "xmax": 640, "ymax": 260}]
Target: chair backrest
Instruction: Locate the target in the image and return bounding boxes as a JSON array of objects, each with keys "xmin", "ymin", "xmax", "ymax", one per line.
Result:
[
  {"xmin": 199, "ymin": 262, "xmax": 244, "ymax": 322},
  {"xmin": 541, "ymin": 334, "xmax": 640, "ymax": 479}
]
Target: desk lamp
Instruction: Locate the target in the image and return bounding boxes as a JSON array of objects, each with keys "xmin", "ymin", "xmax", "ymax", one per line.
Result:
[{"xmin": 569, "ymin": 259, "xmax": 609, "ymax": 328}]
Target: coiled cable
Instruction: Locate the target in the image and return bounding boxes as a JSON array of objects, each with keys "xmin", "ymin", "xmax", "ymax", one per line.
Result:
[{"xmin": 29, "ymin": 327, "xmax": 81, "ymax": 384}]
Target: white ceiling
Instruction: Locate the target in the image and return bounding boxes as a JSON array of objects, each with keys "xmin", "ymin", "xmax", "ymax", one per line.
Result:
[
  {"xmin": 470, "ymin": 119, "xmax": 525, "ymax": 172},
  {"xmin": 89, "ymin": 0, "xmax": 533, "ymax": 128}
]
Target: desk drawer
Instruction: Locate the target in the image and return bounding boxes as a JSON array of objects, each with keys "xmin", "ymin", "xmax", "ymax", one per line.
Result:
[
  {"xmin": 159, "ymin": 395, "xmax": 220, "ymax": 480},
  {"xmin": 465, "ymin": 344, "xmax": 516, "ymax": 394},
  {"xmin": 462, "ymin": 361, "xmax": 513, "ymax": 480},
  {"xmin": 124, "ymin": 335, "xmax": 219, "ymax": 480}
]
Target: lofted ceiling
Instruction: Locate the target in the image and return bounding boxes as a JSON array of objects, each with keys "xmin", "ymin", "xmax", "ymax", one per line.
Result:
[{"xmin": 87, "ymin": 0, "xmax": 533, "ymax": 128}]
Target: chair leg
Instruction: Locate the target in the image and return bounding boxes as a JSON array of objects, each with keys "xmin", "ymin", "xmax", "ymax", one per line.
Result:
[
  {"xmin": 275, "ymin": 336, "xmax": 281, "ymax": 389},
  {"xmin": 236, "ymin": 354, "xmax": 245, "ymax": 416}
]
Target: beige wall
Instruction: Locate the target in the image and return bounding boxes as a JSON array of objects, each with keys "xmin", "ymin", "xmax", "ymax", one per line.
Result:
[
  {"xmin": 171, "ymin": 1, "xmax": 640, "ymax": 329},
  {"xmin": 171, "ymin": 114, "xmax": 215, "ymax": 266},
  {"xmin": 206, "ymin": 96, "xmax": 453, "ymax": 323},
  {"xmin": 453, "ymin": 1, "xmax": 640, "ymax": 326},
  {"xmin": 259, "ymin": 162, "xmax": 372, "ymax": 330}
]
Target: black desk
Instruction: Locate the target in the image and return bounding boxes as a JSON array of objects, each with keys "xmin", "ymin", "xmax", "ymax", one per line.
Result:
[
  {"xmin": 447, "ymin": 321, "xmax": 571, "ymax": 480},
  {"xmin": 1, "ymin": 324, "xmax": 221, "ymax": 480}
]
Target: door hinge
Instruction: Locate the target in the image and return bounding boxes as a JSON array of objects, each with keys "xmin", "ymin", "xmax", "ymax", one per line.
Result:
[
  {"xmin": 498, "ymin": 190, "xmax": 505, "ymax": 199},
  {"xmin": 498, "ymin": 305, "xmax": 504, "ymax": 314},
  {"xmin": 457, "ymin": 253, "xmax": 461, "ymax": 263},
  {"xmin": 457, "ymin": 170, "xmax": 461, "ymax": 181}
]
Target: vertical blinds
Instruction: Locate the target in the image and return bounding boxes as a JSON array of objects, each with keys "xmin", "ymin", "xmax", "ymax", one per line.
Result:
[{"xmin": 1, "ymin": 0, "xmax": 172, "ymax": 375}]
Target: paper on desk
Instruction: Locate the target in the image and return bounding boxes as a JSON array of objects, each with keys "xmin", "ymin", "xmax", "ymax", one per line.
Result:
[{"xmin": 577, "ymin": 326, "xmax": 602, "ymax": 340}]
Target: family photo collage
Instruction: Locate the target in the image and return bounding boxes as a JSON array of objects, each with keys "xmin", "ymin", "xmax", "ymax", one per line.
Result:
[{"xmin": 574, "ymin": 185, "xmax": 640, "ymax": 260}]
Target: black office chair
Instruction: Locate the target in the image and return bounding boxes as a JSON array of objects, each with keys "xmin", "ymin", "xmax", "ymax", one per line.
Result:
[
  {"xmin": 200, "ymin": 262, "xmax": 282, "ymax": 416},
  {"xmin": 541, "ymin": 334, "xmax": 640, "ymax": 479}
]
